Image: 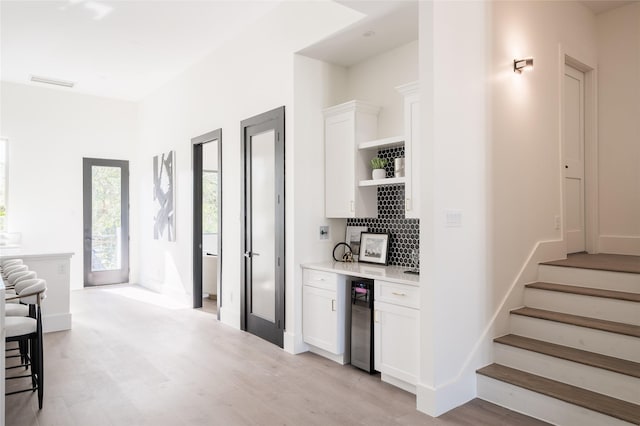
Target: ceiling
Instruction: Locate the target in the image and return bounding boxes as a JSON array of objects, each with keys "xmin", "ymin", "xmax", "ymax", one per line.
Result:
[
  {"xmin": 2, "ymin": 1, "xmax": 635, "ymax": 102},
  {"xmin": 298, "ymin": 1, "xmax": 418, "ymax": 68},
  {"xmin": 0, "ymin": 0, "xmax": 280, "ymax": 101}
]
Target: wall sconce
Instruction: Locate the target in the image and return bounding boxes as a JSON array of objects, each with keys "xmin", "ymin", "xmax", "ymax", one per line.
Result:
[{"xmin": 514, "ymin": 58, "xmax": 534, "ymax": 73}]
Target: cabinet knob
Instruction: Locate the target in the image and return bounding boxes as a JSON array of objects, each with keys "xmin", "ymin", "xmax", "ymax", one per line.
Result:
[
  {"xmin": 392, "ymin": 292, "xmax": 406, "ymax": 296},
  {"xmin": 374, "ymin": 310, "xmax": 380, "ymax": 323},
  {"xmin": 406, "ymin": 198, "xmax": 412, "ymax": 211},
  {"xmin": 350, "ymin": 200, "xmax": 355, "ymax": 212}
]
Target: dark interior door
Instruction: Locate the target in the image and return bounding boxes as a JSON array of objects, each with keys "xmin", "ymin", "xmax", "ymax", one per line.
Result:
[
  {"xmin": 241, "ymin": 106, "xmax": 285, "ymax": 347},
  {"xmin": 192, "ymin": 128, "xmax": 222, "ymax": 318},
  {"xmin": 82, "ymin": 158, "xmax": 129, "ymax": 286}
]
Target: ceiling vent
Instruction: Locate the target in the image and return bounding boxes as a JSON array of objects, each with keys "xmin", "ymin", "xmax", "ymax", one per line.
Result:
[{"xmin": 30, "ymin": 75, "xmax": 75, "ymax": 88}]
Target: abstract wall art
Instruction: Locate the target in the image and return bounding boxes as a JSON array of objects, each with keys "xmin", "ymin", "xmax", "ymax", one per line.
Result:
[{"xmin": 153, "ymin": 150, "xmax": 175, "ymax": 241}]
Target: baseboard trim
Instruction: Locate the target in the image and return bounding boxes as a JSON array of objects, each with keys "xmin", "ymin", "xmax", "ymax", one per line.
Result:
[
  {"xmin": 599, "ymin": 235, "xmax": 640, "ymax": 256},
  {"xmin": 416, "ymin": 374, "xmax": 476, "ymax": 417},
  {"xmin": 308, "ymin": 345, "xmax": 348, "ymax": 365},
  {"xmin": 219, "ymin": 307, "xmax": 240, "ymax": 330},
  {"xmin": 284, "ymin": 331, "xmax": 309, "ymax": 355},
  {"xmin": 43, "ymin": 313, "xmax": 72, "ymax": 333}
]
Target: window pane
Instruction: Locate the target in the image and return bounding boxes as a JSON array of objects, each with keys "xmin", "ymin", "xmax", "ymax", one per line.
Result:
[{"xmin": 91, "ymin": 165, "xmax": 122, "ymax": 271}]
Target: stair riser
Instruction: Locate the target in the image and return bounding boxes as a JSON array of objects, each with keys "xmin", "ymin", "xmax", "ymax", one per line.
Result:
[
  {"xmin": 524, "ymin": 288, "xmax": 640, "ymax": 325},
  {"xmin": 538, "ymin": 265, "xmax": 640, "ymax": 293},
  {"xmin": 510, "ymin": 315, "xmax": 640, "ymax": 362},
  {"xmin": 477, "ymin": 374, "xmax": 634, "ymax": 426},
  {"xmin": 494, "ymin": 343, "xmax": 640, "ymax": 404}
]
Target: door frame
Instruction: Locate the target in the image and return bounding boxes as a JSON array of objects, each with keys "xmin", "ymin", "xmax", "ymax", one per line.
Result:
[
  {"xmin": 560, "ymin": 47, "xmax": 598, "ymax": 254},
  {"xmin": 82, "ymin": 157, "xmax": 130, "ymax": 286},
  {"xmin": 240, "ymin": 106, "xmax": 285, "ymax": 347},
  {"xmin": 192, "ymin": 129, "xmax": 222, "ymax": 317}
]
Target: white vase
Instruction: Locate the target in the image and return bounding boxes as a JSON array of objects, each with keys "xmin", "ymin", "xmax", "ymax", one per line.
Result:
[{"xmin": 372, "ymin": 168, "xmax": 386, "ymax": 180}]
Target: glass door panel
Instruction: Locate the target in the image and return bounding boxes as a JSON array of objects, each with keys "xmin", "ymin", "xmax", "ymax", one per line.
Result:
[
  {"xmin": 83, "ymin": 158, "xmax": 129, "ymax": 286},
  {"xmin": 91, "ymin": 165, "xmax": 122, "ymax": 272},
  {"xmin": 250, "ymin": 129, "xmax": 276, "ymax": 322}
]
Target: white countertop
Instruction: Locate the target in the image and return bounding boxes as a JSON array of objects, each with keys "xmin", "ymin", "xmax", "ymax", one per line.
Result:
[
  {"xmin": 302, "ymin": 261, "xmax": 420, "ymax": 286},
  {"xmin": 0, "ymin": 251, "xmax": 74, "ymax": 260}
]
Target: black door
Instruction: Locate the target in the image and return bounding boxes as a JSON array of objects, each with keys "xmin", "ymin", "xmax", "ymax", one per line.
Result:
[
  {"xmin": 192, "ymin": 128, "xmax": 222, "ymax": 318},
  {"xmin": 241, "ymin": 107, "xmax": 285, "ymax": 347}
]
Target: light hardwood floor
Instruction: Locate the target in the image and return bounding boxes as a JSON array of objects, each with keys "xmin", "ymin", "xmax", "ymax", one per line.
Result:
[{"xmin": 6, "ymin": 285, "xmax": 549, "ymax": 425}]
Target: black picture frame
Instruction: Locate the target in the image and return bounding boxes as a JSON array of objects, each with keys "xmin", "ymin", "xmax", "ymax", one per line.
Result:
[{"xmin": 358, "ymin": 232, "xmax": 390, "ymax": 265}]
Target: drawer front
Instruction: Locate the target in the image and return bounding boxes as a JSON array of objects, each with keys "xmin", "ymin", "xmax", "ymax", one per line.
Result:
[
  {"xmin": 303, "ymin": 269, "xmax": 338, "ymax": 292},
  {"xmin": 375, "ymin": 280, "xmax": 419, "ymax": 309}
]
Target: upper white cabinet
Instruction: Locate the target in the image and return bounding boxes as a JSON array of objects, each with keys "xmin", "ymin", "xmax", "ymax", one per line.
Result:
[
  {"xmin": 396, "ymin": 81, "xmax": 420, "ymax": 218},
  {"xmin": 324, "ymin": 101, "xmax": 379, "ymax": 218}
]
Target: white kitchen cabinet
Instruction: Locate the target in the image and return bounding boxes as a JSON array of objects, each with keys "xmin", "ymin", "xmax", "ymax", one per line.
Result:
[
  {"xmin": 374, "ymin": 279, "xmax": 420, "ymax": 393},
  {"xmin": 302, "ymin": 269, "xmax": 348, "ymax": 362},
  {"xmin": 396, "ymin": 81, "xmax": 420, "ymax": 218},
  {"xmin": 323, "ymin": 101, "xmax": 379, "ymax": 218}
]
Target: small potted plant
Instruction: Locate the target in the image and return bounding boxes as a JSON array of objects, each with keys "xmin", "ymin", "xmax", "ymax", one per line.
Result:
[{"xmin": 370, "ymin": 157, "xmax": 387, "ymax": 180}]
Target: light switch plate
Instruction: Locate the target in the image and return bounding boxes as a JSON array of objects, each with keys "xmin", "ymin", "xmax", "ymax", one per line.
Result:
[{"xmin": 445, "ymin": 209, "xmax": 462, "ymax": 227}]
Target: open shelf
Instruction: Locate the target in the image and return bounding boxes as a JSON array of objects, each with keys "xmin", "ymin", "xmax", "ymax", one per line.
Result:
[
  {"xmin": 359, "ymin": 177, "xmax": 406, "ymax": 187},
  {"xmin": 358, "ymin": 135, "xmax": 404, "ymax": 150}
]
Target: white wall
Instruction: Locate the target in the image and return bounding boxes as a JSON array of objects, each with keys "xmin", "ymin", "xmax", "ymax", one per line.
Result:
[
  {"xmin": 346, "ymin": 40, "xmax": 419, "ymax": 138},
  {"xmin": 136, "ymin": 1, "xmax": 362, "ymax": 329},
  {"xmin": 0, "ymin": 82, "xmax": 139, "ymax": 289},
  {"xmin": 417, "ymin": 0, "xmax": 598, "ymax": 416},
  {"xmin": 289, "ymin": 54, "xmax": 348, "ymax": 352},
  {"xmin": 597, "ymin": 3, "xmax": 640, "ymax": 255}
]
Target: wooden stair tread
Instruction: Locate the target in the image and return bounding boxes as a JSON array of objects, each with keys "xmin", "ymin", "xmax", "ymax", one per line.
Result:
[
  {"xmin": 526, "ymin": 282, "xmax": 640, "ymax": 302},
  {"xmin": 494, "ymin": 334, "xmax": 640, "ymax": 378},
  {"xmin": 541, "ymin": 253, "xmax": 640, "ymax": 275},
  {"xmin": 511, "ymin": 307, "xmax": 640, "ymax": 338},
  {"xmin": 477, "ymin": 363, "xmax": 640, "ymax": 424}
]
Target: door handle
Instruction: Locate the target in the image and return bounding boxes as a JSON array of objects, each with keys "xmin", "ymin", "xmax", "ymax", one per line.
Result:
[
  {"xmin": 244, "ymin": 252, "xmax": 260, "ymax": 258},
  {"xmin": 374, "ymin": 310, "xmax": 380, "ymax": 323}
]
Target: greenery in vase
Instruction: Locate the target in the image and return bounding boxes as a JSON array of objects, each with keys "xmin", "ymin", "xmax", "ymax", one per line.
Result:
[{"xmin": 370, "ymin": 157, "xmax": 388, "ymax": 169}]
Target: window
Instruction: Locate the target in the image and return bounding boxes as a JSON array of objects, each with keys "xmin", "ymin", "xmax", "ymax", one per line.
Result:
[
  {"xmin": 202, "ymin": 170, "xmax": 218, "ymax": 234},
  {"xmin": 0, "ymin": 138, "xmax": 7, "ymax": 232}
]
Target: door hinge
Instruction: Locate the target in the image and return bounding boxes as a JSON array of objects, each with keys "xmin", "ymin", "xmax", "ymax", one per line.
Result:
[
  {"xmin": 277, "ymin": 257, "xmax": 280, "ymax": 267},
  {"xmin": 277, "ymin": 320, "xmax": 281, "ymax": 328}
]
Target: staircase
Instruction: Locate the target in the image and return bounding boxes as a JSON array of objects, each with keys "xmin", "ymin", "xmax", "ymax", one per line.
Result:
[{"xmin": 477, "ymin": 254, "xmax": 640, "ymax": 426}]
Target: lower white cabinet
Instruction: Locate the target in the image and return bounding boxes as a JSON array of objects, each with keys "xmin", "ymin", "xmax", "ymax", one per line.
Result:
[
  {"xmin": 302, "ymin": 269, "xmax": 347, "ymax": 360},
  {"xmin": 374, "ymin": 280, "xmax": 420, "ymax": 391}
]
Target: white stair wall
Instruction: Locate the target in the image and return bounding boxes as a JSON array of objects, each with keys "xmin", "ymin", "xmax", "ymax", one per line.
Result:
[
  {"xmin": 493, "ymin": 343, "xmax": 639, "ymax": 404},
  {"xmin": 510, "ymin": 314, "xmax": 640, "ymax": 362},
  {"xmin": 538, "ymin": 265, "xmax": 640, "ymax": 292},
  {"xmin": 477, "ymin": 374, "xmax": 635, "ymax": 426},
  {"xmin": 524, "ymin": 288, "xmax": 640, "ymax": 325}
]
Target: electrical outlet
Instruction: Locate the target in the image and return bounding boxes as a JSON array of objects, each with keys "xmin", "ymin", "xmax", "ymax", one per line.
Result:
[
  {"xmin": 57, "ymin": 263, "xmax": 65, "ymax": 274},
  {"xmin": 319, "ymin": 225, "xmax": 329, "ymax": 240},
  {"xmin": 554, "ymin": 215, "xmax": 561, "ymax": 230}
]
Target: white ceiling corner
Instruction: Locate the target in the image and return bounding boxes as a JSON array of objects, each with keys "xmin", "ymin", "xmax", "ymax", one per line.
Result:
[{"xmin": 0, "ymin": 0, "xmax": 281, "ymax": 101}]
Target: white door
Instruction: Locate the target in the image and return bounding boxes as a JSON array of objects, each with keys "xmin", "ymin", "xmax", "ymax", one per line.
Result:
[{"xmin": 563, "ymin": 64, "xmax": 586, "ymax": 253}]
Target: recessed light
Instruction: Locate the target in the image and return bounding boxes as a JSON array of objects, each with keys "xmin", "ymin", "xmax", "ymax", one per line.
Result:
[
  {"xmin": 363, "ymin": 30, "xmax": 375, "ymax": 37},
  {"xmin": 30, "ymin": 75, "xmax": 75, "ymax": 88}
]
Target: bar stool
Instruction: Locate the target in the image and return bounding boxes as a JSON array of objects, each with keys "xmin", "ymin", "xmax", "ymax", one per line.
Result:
[{"xmin": 5, "ymin": 279, "xmax": 46, "ymax": 409}]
